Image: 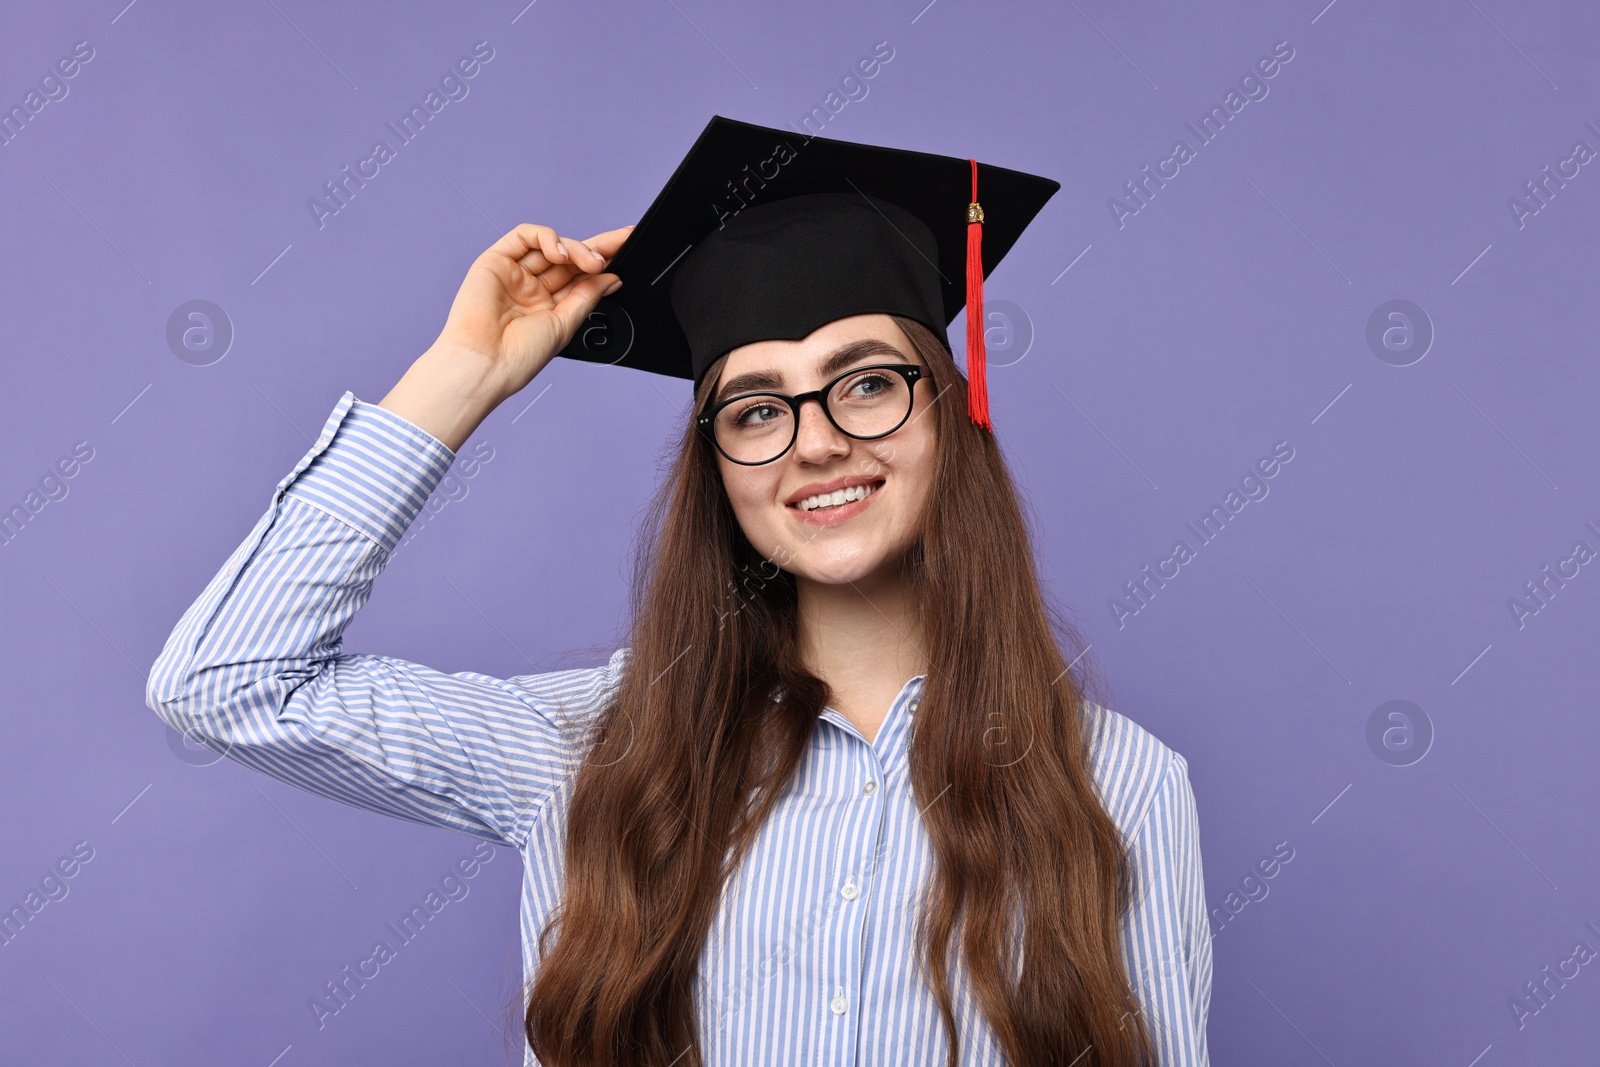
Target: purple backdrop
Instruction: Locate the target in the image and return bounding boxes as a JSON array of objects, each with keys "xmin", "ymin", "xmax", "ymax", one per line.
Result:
[{"xmin": 2, "ymin": 0, "xmax": 1597, "ymax": 1062}]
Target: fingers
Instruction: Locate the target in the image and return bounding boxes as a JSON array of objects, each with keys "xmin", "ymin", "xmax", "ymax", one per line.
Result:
[
  {"xmin": 562, "ymin": 235, "xmax": 609, "ymax": 271},
  {"xmin": 580, "ymin": 225, "xmax": 636, "ymax": 263},
  {"xmin": 550, "ymin": 266, "xmax": 622, "ymax": 345},
  {"xmin": 490, "ymin": 221, "xmax": 631, "ymax": 274},
  {"xmin": 545, "ymin": 262, "xmax": 621, "ymax": 307},
  {"xmin": 486, "ymin": 224, "xmax": 630, "ymax": 311},
  {"xmin": 485, "ymin": 226, "xmax": 595, "ymax": 297},
  {"xmin": 489, "ymin": 223, "xmax": 566, "ymax": 267}
]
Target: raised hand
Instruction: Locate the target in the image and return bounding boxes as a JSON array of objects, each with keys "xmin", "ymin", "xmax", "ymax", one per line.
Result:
[
  {"xmin": 379, "ymin": 223, "xmax": 634, "ymax": 451},
  {"xmin": 432, "ymin": 223, "xmax": 634, "ymax": 401}
]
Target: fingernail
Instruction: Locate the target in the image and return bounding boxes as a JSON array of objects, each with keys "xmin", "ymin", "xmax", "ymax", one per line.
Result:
[
  {"xmin": 555, "ymin": 239, "xmax": 567, "ymax": 256},
  {"xmin": 603, "ymin": 279, "xmax": 622, "ymax": 296}
]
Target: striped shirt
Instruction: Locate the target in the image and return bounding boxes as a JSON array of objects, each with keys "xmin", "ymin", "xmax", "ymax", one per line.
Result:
[{"xmin": 146, "ymin": 391, "xmax": 1212, "ymax": 1065}]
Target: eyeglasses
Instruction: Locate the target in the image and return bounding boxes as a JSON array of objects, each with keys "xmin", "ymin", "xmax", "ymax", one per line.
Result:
[{"xmin": 697, "ymin": 362, "xmax": 931, "ymax": 466}]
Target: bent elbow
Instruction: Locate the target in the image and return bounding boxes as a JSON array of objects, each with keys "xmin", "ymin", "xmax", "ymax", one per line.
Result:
[
  {"xmin": 144, "ymin": 648, "xmax": 222, "ymax": 737},
  {"xmin": 145, "ymin": 670, "xmax": 200, "ymax": 736}
]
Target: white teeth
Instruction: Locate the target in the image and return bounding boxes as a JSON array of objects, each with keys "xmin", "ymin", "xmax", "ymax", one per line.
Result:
[{"xmin": 797, "ymin": 482, "xmax": 878, "ymax": 512}]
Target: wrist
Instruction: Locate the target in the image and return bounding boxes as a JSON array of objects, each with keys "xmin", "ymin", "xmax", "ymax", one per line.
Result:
[
  {"xmin": 378, "ymin": 348, "xmax": 503, "ymax": 453},
  {"xmin": 411, "ymin": 343, "xmax": 508, "ymax": 407}
]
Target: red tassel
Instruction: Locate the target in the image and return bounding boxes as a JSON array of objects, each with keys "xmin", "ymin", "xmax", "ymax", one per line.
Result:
[{"xmin": 964, "ymin": 158, "xmax": 990, "ymax": 431}]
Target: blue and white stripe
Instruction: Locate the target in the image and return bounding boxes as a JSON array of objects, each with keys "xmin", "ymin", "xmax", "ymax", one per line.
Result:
[{"xmin": 147, "ymin": 391, "xmax": 1212, "ymax": 1065}]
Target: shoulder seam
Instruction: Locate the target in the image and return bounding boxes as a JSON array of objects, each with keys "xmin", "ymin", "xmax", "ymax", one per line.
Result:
[
  {"xmin": 1126, "ymin": 752, "xmax": 1180, "ymax": 841},
  {"xmin": 1082, "ymin": 698, "xmax": 1183, "ymax": 841}
]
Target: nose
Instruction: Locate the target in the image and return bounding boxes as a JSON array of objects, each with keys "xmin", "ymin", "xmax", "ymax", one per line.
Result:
[{"xmin": 790, "ymin": 395, "xmax": 849, "ymax": 463}]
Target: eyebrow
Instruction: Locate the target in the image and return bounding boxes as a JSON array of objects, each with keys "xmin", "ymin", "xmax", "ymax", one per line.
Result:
[{"xmin": 713, "ymin": 338, "xmax": 909, "ymax": 404}]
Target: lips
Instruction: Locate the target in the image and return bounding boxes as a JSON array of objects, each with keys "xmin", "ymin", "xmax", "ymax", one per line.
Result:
[
  {"xmin": 784, "ymin": 475, "xmax": 884, "ymax": 508},
  {"xmin": 786, "ymin": 477, "xmax": 885, "ymax": 527}
]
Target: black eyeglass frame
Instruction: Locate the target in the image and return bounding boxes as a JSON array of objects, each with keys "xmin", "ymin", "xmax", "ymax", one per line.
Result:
[{"xmin": 696, "ymin": 362, "xmax": 932, "ymax": 466}]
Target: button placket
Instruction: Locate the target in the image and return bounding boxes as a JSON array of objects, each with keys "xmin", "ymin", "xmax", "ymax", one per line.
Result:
[{"xmin": 848, "ymin": 761, "xmax": 875, "ymax": 902}]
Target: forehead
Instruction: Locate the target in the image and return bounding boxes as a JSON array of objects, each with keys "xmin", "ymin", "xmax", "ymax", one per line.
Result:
[{"xmin": 715, "ymin": 313, "xmax": 910, "ymax": 382}]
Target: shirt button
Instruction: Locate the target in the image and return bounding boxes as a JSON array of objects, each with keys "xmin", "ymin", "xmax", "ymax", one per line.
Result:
[
  {"xmin": 840, "ymin": 880, "xmax": 859, "ymax": 900},
  {"xmin": 862, "ymin": 780, "xmax": 877, "ymax": 795},
  {"xmin": 830, "ymin": 988, "xmax": 848, "ymax": 1015},
  {"xmin": 909, "ymin": 699, "xmax": 920, "ymax": 714}
]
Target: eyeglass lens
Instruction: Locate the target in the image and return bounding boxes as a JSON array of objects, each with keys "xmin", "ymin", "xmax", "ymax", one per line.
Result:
[{"xmin": 711, "ymin": 366, "xmax": 913, "ymax": 465}]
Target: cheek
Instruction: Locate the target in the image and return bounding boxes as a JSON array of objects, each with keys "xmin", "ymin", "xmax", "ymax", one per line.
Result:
[
  {"xmin": 719, "ymin": 461, "xmax": 780, "ymax": 526},
  {"xmin": 892, "ymin": 433, "xmax": 938, "ymax": 505},
  {"xmin": 863, "ymin": 417, "xmax": 935, "ymax": 477}
]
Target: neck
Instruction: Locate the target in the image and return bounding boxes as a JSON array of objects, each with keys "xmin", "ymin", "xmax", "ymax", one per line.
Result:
[{"xmin": 794, "ymin": 560, "xmax": 927, "ymax": 707}]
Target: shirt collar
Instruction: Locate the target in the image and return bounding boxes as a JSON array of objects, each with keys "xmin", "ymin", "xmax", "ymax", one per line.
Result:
[{"xmin": 816, "ymin": 673, "xmax": 926, "ymax": 746}]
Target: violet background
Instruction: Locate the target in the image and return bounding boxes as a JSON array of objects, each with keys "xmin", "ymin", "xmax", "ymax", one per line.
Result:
[{"xmin": 2, "ymin": 0, "xmax": 1597, "ymax": 1063}]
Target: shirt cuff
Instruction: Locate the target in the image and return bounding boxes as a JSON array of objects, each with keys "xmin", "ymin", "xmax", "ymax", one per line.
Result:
[{"xmin": 275, "ymin": 390, "xmax": 458, "ymax": 554}]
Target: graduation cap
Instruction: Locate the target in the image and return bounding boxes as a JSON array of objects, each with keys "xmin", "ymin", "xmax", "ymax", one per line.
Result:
[{"xmin": 557, "ymin": 114, "xmax": 1059, "ymax": 431}]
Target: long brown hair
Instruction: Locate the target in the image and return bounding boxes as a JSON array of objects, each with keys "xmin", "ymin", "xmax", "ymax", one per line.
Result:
[{"xmin": 523, "ymin": 316, "xmax": 1155, "ymax": 1066}]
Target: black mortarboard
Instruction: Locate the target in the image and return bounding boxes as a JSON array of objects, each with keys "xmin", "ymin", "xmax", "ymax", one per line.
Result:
[{"xmin": 557, "ymin": 114, "xmax": 1059, "ymax": 430}]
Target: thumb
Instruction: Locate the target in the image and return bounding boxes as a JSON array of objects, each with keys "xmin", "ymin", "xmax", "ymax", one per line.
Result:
[{"xmin": 551, "ymin": 272, "xmax": 622, "ymax": 346}]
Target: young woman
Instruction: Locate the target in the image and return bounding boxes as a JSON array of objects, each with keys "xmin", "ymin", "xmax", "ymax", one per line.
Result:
[{"xmin": 148, "ymin": 147, "xmax": 1211, "ymax": 1066}]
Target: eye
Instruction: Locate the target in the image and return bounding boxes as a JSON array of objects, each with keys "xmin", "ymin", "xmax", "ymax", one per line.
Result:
[
  {"xmin": 841, "ymin": 371, "xmax": 893, "ymax": 398},
  {"xmin": 730, "ymin": 399, "xmax": 786, "ymax": 428}
]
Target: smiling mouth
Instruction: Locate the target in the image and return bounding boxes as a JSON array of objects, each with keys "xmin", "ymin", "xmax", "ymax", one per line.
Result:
[{"xmin": 791, "ymin": 479, "xmax": 884, "ymax": 513}]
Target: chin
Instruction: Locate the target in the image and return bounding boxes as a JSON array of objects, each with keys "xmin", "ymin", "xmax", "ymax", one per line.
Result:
[{"xmin": 785, "ymin": 547, "xmax": 900, "ymax": 587}]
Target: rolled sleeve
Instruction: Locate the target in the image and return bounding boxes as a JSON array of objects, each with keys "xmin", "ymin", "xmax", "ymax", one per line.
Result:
[{"xmin": 282, "ymin": 392, "xmax": 457, "ymax": 555}]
